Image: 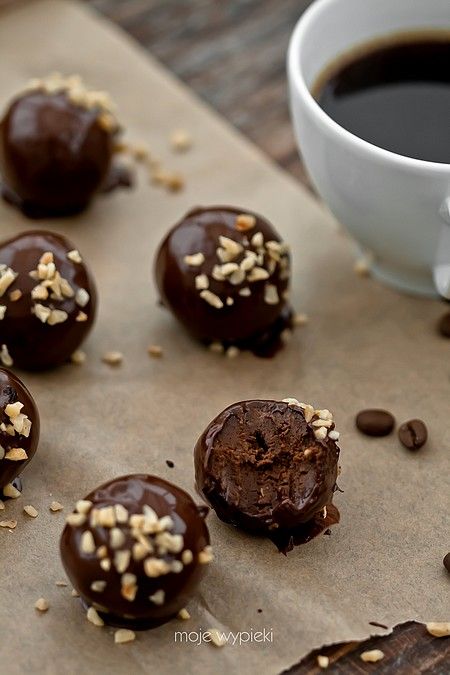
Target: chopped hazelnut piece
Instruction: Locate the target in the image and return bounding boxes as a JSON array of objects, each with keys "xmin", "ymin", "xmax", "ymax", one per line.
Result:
[
  {"xmin": 0, "ymin": 519, "xmax": 17, "ymax": 529},
  {"xmin": 178, "ymin": 608, "xmax": 191, "ymax": 620},
  {"xmin": 3, "ymin": 483, "xmax": 21, "ymax": 499},
  {"xmin": 148, "ymin": 344, "xmax": 163, "ymax": 358},
  {"xmin": 360, "ymin": 650, "xmax": 384, "ymax": 663},
  {"xmin": 55, "ymin": 581, "xmax": 68, "ymax": 587},
  {"xmin": 91, "ymin": 580, "xmax": 107, "ymax": 593},
  {"xmin": 9, "ymin": 289, "xmax": 22, "ymax": 302},
  {"xmin": 149, "ymin": 589, "xmax": 165, "ymax": 605},
  {"xmin": 87, "ymin": 606, "xmax": 104, "ymax": 627},
  {"xmin": 71, "ymin": 588, "xmax": 80, "ymax": 597},
  {"xmin": 170, "ymin": 129, "xmax": 192, "ymax": 152},
  {"xmin": 76, "ymin": 499, "xmax": 93, "ymax": 514},
  {"xmin": 317, "ymin": 655, "xmax": 329, "ymax": 669},
  {"xmin": 209, "ymin": 628, "xmax": 226, "ymax": 647},
  {"xmin": 226, "ymin": 346, "xmax": 240, "ymax": 359},
  {"xmin": 76, "ymin": 311, "xmax": 88, "ymax": 322},
  {"xmin": 114, "ymin": 628, "xmax": 136, "ymax": 644},
  {"xmin": 264, "ymin": 284, "xmax": 280, "ymax": 305},
  {"xmin": 0, "ymin": 344, "xmax": 13, "ymax": 367},
  {"xmin": 34, "ymin": 597, "xmax": 49, "ymax": 612},
  {"xmin": 5, "ymin": 448, "xmax": 28, "ymax": 461},
  {"xmin": 80, "ymin": 530, "xmax": 96, "ymax": 554},
  {"xmin": 235, "ymin": 213, "xmax": 256, "ymax": 231},
  {"xmin": 67, "ymin": 249, "xmax": 82, "ymax": 263},
  {"xmin": 102, "ymin": 351, "xmax": 123, "ymax": 366},
  {"xmin": 200, "ymin": 290, "xmax": 223, "ymax": 309},
  {"xmin": 426, "ymin": 622, "xmax": 450, "ymax": 637},
  {"xmin": 0, "ymin": 306, "xmax": 6, "ymax": 319},
  {"xmin": 66, "ymin": 512, "xmax": 86, "ymax": 526},
  {"xmin": 195, "ymin": 274, "xmax": 209, "ymax": 290},
  {"xmin": 75, "ymin": 288, "xmax": 90, "ymax": 307},
  {"xmin": 71, "ymin": 350, "xmax": 86, "ymax": 365},
  {"xmin": 184, "ymin": 252, "xmax": 205, "ymax": 267},
  {"xmin": 23, "ymin": 505, "xmax": 38, "ymax": 518},
  {"xmin": 50, "ymin": 501, "xmax": 63, "ymax": 512},
  {"xmin": 293, "ymin": 313, "xmax": 309, "ymax": 327},
  {"xmin": 198, "ymin": 545, "xmax": 214, "ymax": 564}
]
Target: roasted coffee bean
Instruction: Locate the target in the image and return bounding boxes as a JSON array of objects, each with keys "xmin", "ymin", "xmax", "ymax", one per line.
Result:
[
  {"xmin": 355, "ymin": 409, "xmax": 395, "ymax": 437},
  {"xmin": 398, "ymin": 419, "xmax": 428, "ymax": 450},
  {"xmin": 443, "ymin": 553, "xmax": 450, "ymax": 574},
  {"xmin": 438, "ymin": 312, "xmax": 450, "ymax": 338}
]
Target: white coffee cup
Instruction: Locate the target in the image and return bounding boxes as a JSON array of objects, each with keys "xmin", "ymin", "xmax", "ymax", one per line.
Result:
[{"xmin": 288, "ymin": 0, "xmax": 450, "ymax": 297}]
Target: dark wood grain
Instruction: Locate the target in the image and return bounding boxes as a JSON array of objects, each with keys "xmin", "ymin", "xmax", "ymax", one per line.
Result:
[{"xmin": 86, "ymin": 1, "xmax": 449, "ymax": 671}]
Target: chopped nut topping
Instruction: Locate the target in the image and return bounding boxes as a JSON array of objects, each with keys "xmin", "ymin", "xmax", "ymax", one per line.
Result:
[
  {"xmin": 239, "ymin": 287, "xmax": 251, "ymax": 297},
  {"xmin": 66, "ymin": 514, "xmax": 87, "ymax": 527},
  {"xmin": 360, "ymin": 650, "xmax": 384, "ymax": 663},
  {"xmin": 71, "ymin": 350, "xmax": 86, "ymax": 365},
  {"xmin": 5, "ymin": 448, "xmax": 28, "ymax": 461},
  {"xmin": 76, "ymin": 288, "xmax": 90, "ymax": 307},
  {"xmin": 184, "ymin": 252, "xmax": 205, "ymax": 267},
  {"xmin": 293, "ymin": 313, "xmax": 309, "ymax": 327},
  {"xmin": 148, "ymin": 344, "xmax": 163, "ymax": 358},
  {"xmin": 80, "ymin": 530, "xmax": 96, "ymax": 554},
  {"xmin": 144, "ymin": 558, "xmax": 170, "ymax": 577},
  {"xmin": 114, "ymin": 628, "xmax": 136, "ymax": 644},
  {"xmin": 200, "ymin": 290, "xmax": 224, "ymax": 309},
  {"xmin": 264, "ymin": 284, "xmax": 279, "ymax": 305},
  {"xmin": 25, "ymin": 73, "xmax": 119, "ymax": 132},
  {"xmin": 178, "ymin": 608, "xmax": 191, "ymax": 620},
  {"xmin": 33, "ymin": 303, "xmax": 52, "ymax": 324},
  {"xmin": 121, "ymin": 573, "xmax": 138, "ymax": 601},
  {"xmin": 209, "ymin": 628, "xmax": 226, "ymax": 647},
  {"xmin": 91, "ymin": 580, "xmax": 107, "ymax": 593},
  {"xmin": 102, "ymin": 351, "xmax": 123, "ymax": 366},
  {"xmin": 152, "ymin": 170, "xmax": 184, "ymax": 192},
  {"xmin": 114, "ymin": 550, "xmax": 131, "ymax": 574},
  {"xmin": 198, "ymin": 545, "xmax": 214, "ymax": 564},
  {"xmin": 209, "ymin": 342, "xmax": 224, "ymax": 354},
  {"xmin": 34, "ymin": 597, "xmax": 49, "ymax": 612},
  {"xmin": 218, "ymin": 236, "xmax": 243, "ymax": 262},
  {"xmin": 100, "ymin": 558, "xmax": 111, "ymax": 571},
  {"xmin": 317, "ymin": 655, "xmax": 329, "ymax": 669},
  {"xmin": 235, "ymin": 214, "xmax": 256, "ymax": 231},
  {"xmin": 0, "ymin": 306, "xmax": 6, "ymax": 320},
  {"xmin": 76, "ymin": 311, "xmax": 88, "ymax": 322},
  {"xmin": 226, "ymin": 346, "xmax": 240, "ymax": 359},
  {"xmin": 50, "ymin": 501, "xmax": 63, "ymax": 512},
  {"xmin": 114, "ymin": 504, "xmax": 129, "ymax": 523},
  {"xmin": 67, "ymin": 249, "xmax": 82, "ymax": 263},
  {"xmin": 47, "ymin": 309, "xmax": 69, "ymax": 325},
  {"xmin": 0, "ymin": 519, "xmax": 17, "ymax": 529},
  {"xmin": 71, "ymin": 589, "xmax": 80, "ymax": 597},
  {"xmin": 149, "ymin": 589, "xmax": 165, "ymax": 605},
  {"xmin": 76, "ymin": 499, "xmax": 93, "ymax": 514},
  {"xmin": 0, "ymin": 344, "xmax": 13, "ymax": 367},
  {"xmin": 426, "ymin": 622, "xmax": 450, "ymax": 637},
  {"xmin": 87, "ymin": 606, "xmax": 104, "ymax": 627},
  {"xmin": 195, "ymin": 274, "xmax": 209, "ymax": 290},
  {"xmin": 3, "ymin": 483, "xmax": 21, "ymax": 499},
  {"xmin": 251, "ymin": 232, "xmax": 264, "ymax": 248},
  {"xmin": 0, "ymin": 267, "xmax": 18, "ymax": 297},
  {"xmin": 55, "ymin": 581, "xmax": 68, "ymax": 587},
  {"xmin": 181, "ymin": 549, "xmax": 193, "ymax": 565},
  {"xmin": 31, "ymin": 285, "xmax": 48, "ymax": 301},
  {"xmin": 247, "ymin": 267, "xmax": 269, "ymax": 282},
  {"xmin": 9, "ymin": 289, "xmax": 22, "ymax": 302},
  {"xmin": 170, "ymin": 129, "xmax": 192, "ymax": 152},
  {"xmin": 110, "ymin": 527, "xmax": 126, "ymax": 549}
]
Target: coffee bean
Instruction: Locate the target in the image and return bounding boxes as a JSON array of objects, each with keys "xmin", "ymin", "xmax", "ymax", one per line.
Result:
[
  {"xmin": 398, "ymin": 419, "xmax": 428, "ymax": 450},
  {"xmin": 356, "ymin": 409, "xmax": 395, "ymax": 437},
  {"xmin": 444, "ymin": 553, "xmax": 450, "ymax": 574},
  {"xmin": 438, "ymin": 312, "xmax": 450, "ymax": 338}
]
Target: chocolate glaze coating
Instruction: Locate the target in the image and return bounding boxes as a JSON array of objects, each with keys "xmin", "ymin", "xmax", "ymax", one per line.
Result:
[
  {"xmin": 60, "ymin": 475, "xmax": 211, "ymax": 628},
  {"xmin": 0, "ymin": 368, "xmax": 39, "ymax": 490},
  {"xmin": 194, "ymin": 400, "xmax": 340, "ymax": 551},
  {"xmin": 0, "ymin": 91, "xmax": 114, "ymax": 217},
  {"xmin": 0, "ymin": 230, "xmax": 97, "ymax": 370},
  {"xmin": 155, "ymin": 206, "xmax": 292, "ymax": 355}
]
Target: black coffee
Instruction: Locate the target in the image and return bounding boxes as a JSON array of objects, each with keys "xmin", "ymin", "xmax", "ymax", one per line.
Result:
[{"xmin": 313, "ymin": 33, "xmax": 450, "ymax": 164}]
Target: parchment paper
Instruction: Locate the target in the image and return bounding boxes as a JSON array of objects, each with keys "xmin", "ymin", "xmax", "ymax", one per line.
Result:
[{"xmin": 0, "ymin": 1, "xmax": 448, "ymax": 673}]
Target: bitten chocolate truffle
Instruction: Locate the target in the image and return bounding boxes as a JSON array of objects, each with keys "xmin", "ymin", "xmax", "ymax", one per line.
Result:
[
  {"xmin": 0, "ymin": 73, "xmax": 123, "ymax": 218},
  {"xmin": 0, "ymin": 230, "xmax": 97, "ymax": 370},
  {"xmin": 0, "ymin": 368, "xmax": 39, "ymax": 493},
  {"xmin": 60, "ymin": 475, "xmax": 212, "ymax": 628},
  {"xmin": 195, "ymin": 398, "xmax": 340, "ymax": 552},
  {"xmin": 155, "ymin": 206, "xmax": 292, "ymax": 356}
]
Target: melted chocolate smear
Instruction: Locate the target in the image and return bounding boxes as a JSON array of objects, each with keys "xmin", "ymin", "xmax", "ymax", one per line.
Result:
[
  {"xmin": 269, "ymin": 503, "xmax": 340, "ymax": 554},
  {"xmin": 1, "ymin": 183, "xmax": 86, "ymax": 219},
  {"xmin": 101, "ymin": 162, "xmax": 134, "ymax": 193}
]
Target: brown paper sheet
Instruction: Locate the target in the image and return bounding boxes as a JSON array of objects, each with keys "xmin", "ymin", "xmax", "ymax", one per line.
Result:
[{"xmin": 0, "ymin": 1, "xmax": 448, "ymax": 673}]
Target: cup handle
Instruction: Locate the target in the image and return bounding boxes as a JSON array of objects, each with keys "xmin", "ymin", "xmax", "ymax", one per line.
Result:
[{"xmin": 433, "ymin": 197, "xmax": 450, "ymax": 299}]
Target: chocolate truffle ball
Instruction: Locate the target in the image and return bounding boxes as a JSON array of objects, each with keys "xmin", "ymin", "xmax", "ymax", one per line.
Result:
[
  {"xmin": 0, "ymin": 230, "xmax": 97, "ymax": 371},
  {"xmin": 155, "ymin": 206, "xmax": 292, "ymax": 355},
  {"xmin": 195, "ymin": 398, "xmax": 340, "ymax": 551},
  {"xmin": 60, "ymin": 475, "xmax": 212, "ymax": 628},
  {"xmin": 0, "ymin": 74, "xmax": 119, "ymax": 217},
  {"xmin": 0, "ymin": 368, "xmax": 39, "ymax": 492}
]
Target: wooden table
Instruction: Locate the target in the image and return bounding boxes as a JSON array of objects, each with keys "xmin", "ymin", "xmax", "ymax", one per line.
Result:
[{"xmin": 87, "ymin": 2, "xmax": 449, "ymax": 672}]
